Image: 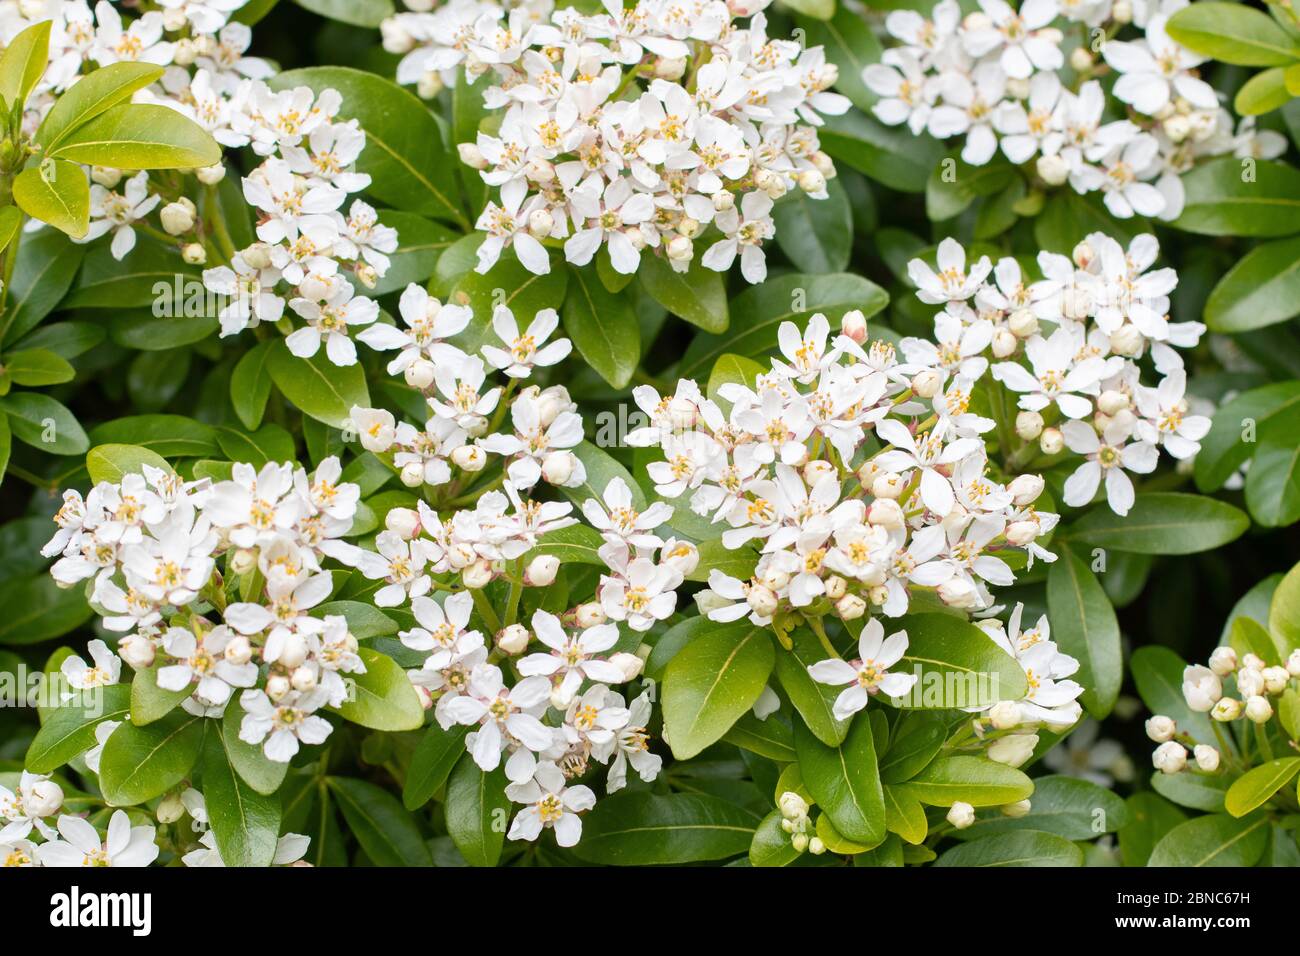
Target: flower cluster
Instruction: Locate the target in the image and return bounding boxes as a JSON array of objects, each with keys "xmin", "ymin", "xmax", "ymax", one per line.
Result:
[
  {"xmin": 904, "ymin": 232, "xmax": 1205, "ymax": 515},
  {"xmin": 40, "ymin": 454, "xmax": 369, "ymax": 763},
  {"xmin": 1147, "ymin": 645, "xmax": 1300, "ymax": 776},
  {"xmin": 864, "ymin": 0, "xmax": 1285, "ymax": 220},
  {"xmin": 1, "ymin": 771, "xmax": 159, "ymax": 868},
  {"xmin": 197, "ymin": 77, "xmax": 399, "ymax": 364},
  {"xmin": 386, "ymin": 0, "xmax": 846, "ymax": 283}
]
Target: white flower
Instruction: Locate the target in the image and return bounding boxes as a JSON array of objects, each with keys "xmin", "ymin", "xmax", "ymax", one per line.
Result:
[
  {"xmin": 582, "ymin": 477, "xmax": 674, "ymax": 549},
  {"xmin": 36, "ymin": 811, "xmax": 159, "ymax": 868},
  {"xmin": 505, "ymin": 760, "xmax": 596, "ymax": 847},
  {"xmin": 1181, "ymin": 664, "xmax": 1222, "ymax": 712},
  {"xmin": 962, "ymin": 0, "xmax": 1064, "ymax": 80},
  {"xmin": 807, "ymin": 618, "xmax": 918, "ymax": 718},
  {"xmin": 518, "ymin": 611, "xmax": 625, "ymax": 705},
  {"xmin": 238, "ymin": 688, "xmax": 334, "ymax": 762},
  {"xmin": 1133, "ymin": 370, "xmax": 1210, "ymax": 459},
  {"xmin": 1103, "ymin": 13, "xmax": 1217, "ymax": 116},
  {"xmin": 908, "ymin": 238, "xmax": 993, "ymax": 304},
  {"xmin": 157, "ymin": 625, "xmax": 259, "ymax": 707},
  {"xmin": 1061, "ymin": 417, "xmax": 1157, "ymax": 515},
  {"xmin": 79, "ymin": 172, "xmax": 161, "ymax": 260},
  {"xmin": 701, "ymin": 191, "xmax": 774, "ymax": 284},
  {"xmin": 992, "ymin": 326, "xmax": 1106, "ymax": 419},
  {"xmin": 442, "ymin": 664, "xmax": 554, "ymax": 770},
  {"xmin": 287, "ymin": 282, "xmax": 380, "ymax": 366},
  {"xmin": 480, "ymin": 306, "xmax": 572, "ymax": 378},
  {"xmin": 60, "ymin": 639, "xmax": 121, "ymax": 690}
]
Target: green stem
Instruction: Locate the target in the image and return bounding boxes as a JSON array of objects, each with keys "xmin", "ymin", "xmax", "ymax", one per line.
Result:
[
  {"xmin": 805, "ymin": 614, "xmax": 838, "ymax": 659},
  {"xmin": 471, "ymin": 587, "xmax": 502, "ymax": 635}
]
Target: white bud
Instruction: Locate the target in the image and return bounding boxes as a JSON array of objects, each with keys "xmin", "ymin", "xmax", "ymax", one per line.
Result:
[
  {"xmin": 1096, "ymin": 390, "xmax": 1130, "ymax": 416},
  {"xmin": 871, "ymin": 472, "xmax": 905, "ymax": 500},
  {"xmin": 400, "ymin": 358, "xmax": 434, "ymax": 390},
  {"xmin": 1211, "ymin": 697, "xmax": 1242, "ymax": 721},
  {"xmin": 791, "ymin": 832, "xmax": 809, "ymax": 852},
  {"xmin": 156, "ymin": 792, "xmax": 186, "ymax": 824},
  {"xmin": 525, "ymin": 158, "xmax": 555, "ymax": 184},
  {"xmin": 497, "ymin": 624, "xmax": 531, "ymax": 655},
  {"xmin": 802, "ymin": 460, "xmax": 834, "ymax": 487},
  {"xmin": 541, "ymin": 451, "xmax": 575, "ymax": 485},
  {"xmin": 1245, "ymin": 694, "xmax": 1273, "ymax": 724},
  {"xmin": 747, "ymin": 584, "xmax": 779, "ymax": 617},
  {"xmin": 417, "ymin": 71, "xmax": 445, "ymax": 99},
  {"xmin": 1236, "ymin": 667, "xmax": 1265, "ymax": 699},
  {"xmin": 835, "ymin": 593, "xmax": 867, "ymax": 621},
  {"xmin": 712, "ymin": 190, "xmax": 735, "ymax": 212},
  {"xmin": 987, "ymin": 733, "xmax": 1038, "ymax": 767},
  {"xmin": 989, "ymin": 700, "xmax": 1022, "ymax": 730},
  {"xmin": 182, "ymin": 243, "xmax": 206, "ymax": 265},
  {"xmin": 946, "ymin": 801, "xmax": 976, "ymax": 829},
  {"xmin": 400, "ymin": 461, "xmax": 426, "ymax": 488},
  {"xmin": 812, "ymin": 151, "xmax": 836, "ymax": 177},
  {"xmin": 654, "ymin": 55, "xmax": 687, "ymax": 80},
  {"xmin": 992, "ymin": 327, "xmax": 1020, "ymax": 358},
  {"xmin": 1242, "ymin": 653, "xmax": 1266, "ymax": 671},
  {"xmin": 414, "ymin": 685, "xmax": 434, "ymax": 710},
  {"xmin": 457, "ymin": 142, "xmax": 488, "ymax": 169},
  {"xmin": 525, "ymin": 554, "xmax": 560, "ymax": 587},
  {"xmin": 277, "ymin": 632, "xmax": 309, "ymax": 670},
  {"xmin": 196, "ymin": 163, "xmax": 227, "ymax": 185},
  {"xmin": 118, "ymin": 633, "xmax": 156, "ymax": 669},
  {"xmin": 575, "ymin": 602, "xmax": 607, "ymax": 628},
  {"xmin": 385, "ymin": 507, "xmax": 421, "ymax": 540},
  {"xmin": 160, "ymin": 200, "xmax": 196, "ymax": 236},
  {"xmin": 1013, "ymin": 411, "xmax": 1043, "ymax": 441},
  {"xmin": 451, "ymin": 445, "xmax": 487, "ymax": 472},
  {"xmin": 527, "ymin": 208, "xmax": 554, "ymax": 239},
  {"xmin": 841, "ymin": 309, "xmax": 867, "ymax": 343},
  {"xmin": 1163, "ymin": 114, "xmax": 1192, "ymax": 144},
  {"xmin": 779, "ymin": 791, "xmax": 809, "ymax": 819},
  {"xmin": 609, "ymin": 651, "xmax": 645, "ymax": 682},
  {"xmin": 224, "ymin": 635, "xmax": 252, "ymax": 666},
  {"xmin": 1152, "ymin": 740, "xmax": 1187, "ymax": 774},
  {"xmin": 1288, "ymin": 649, "xmax": 1300, "ymax": 677},
  {"xmin": 1008, "ymin": 308, "xmax": 1038, "ymax": 338},
  {"xmin": 291, "ymin": 665, "xmax": 317, "ymax": 693},
  {"xmin": 824, "ymin": 575, "xmax": 847, "ymax": 600},
  {"xmin": 808, "ymin": 836, "xmax": 826, "ymax": 854},
  {"xmin": 1145, "ymin": 715, "xmax": 1177, "ymax": 742},
  {"xmin": 1109, "ymin": 324, "xmax": 1144, "ymax": 357},
  {"xmin": 241, "ymin": 242, "xmax": 273, "ymax": 270},
  {"xmin": 797, "ymin": 168, "xmax": 826, "ymax": 194},
  {"xmin": 938, "ymin": 577, "xmax": 979, "ymax": 609},
  {"xmin": 462, "ymin": 559, "xmax": 494, "ymax": 590},
  {"xmin": 676, "ymin": 217, "xmax": 701, "ymax": 239},
  {"xmin": 1039, "ymin": 427, "xmax": 1063, "ymax": 455},
  {"xmin": 1193, "ymin": 744, "xmax": 1220, "ymax": 772},
  {"xmin": 380, "ymin": 18, "xmax": 417, "ymax": 54},
  {"xmin": 91, "ymin": 166, "xmax": 122, "ymax": 188},
  {"xmin": 23, "ymin": 779, "xmax": 63, "ymax": 818},
  {"xmin": 662, "ymin": 540, "xmax": 700, "ymax": 577},
  {"xmin": 911, "ymin": 369, "xmax": 943, "ymax": 399},
  {"xmin": 1007, "ymin": 474, "xmax": 1045, "ymax": 507},
  {"xmin": 1069, "ymin": 46, "xmax": 1094, "ymax": 72},
  {"xmin": 1182, "ymin": 665, "xmax": 1222, "ymax": 712},
  {"xmin": 666, "ymin": 235, "xmax": 694, "ymax": 262},
  {"xmin": 266, "ymin": 674, "xmax": 291, "ymax": 701},
  {"xmin": 1036, "ymin": 153, "xmax": 1069, "ymax": 186},
  {"xmin": 1001, "ymin": 799, "xmax": 1031, "ymax": 818},
  {"xmin": 867, "ymin": 497, "xmax": 904, "ymax": 529},
  {"xmin": 760, "ymin": 568, "xmax": 791, "ymax": 591}
]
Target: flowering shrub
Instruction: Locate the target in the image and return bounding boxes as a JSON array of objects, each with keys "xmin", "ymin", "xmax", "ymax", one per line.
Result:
[{"xmin": 0, "ymin": 0, "xmax": 1298, "ymax": 871}]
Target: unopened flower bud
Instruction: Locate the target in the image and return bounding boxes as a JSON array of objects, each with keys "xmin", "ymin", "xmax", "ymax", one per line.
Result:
[
  {"xmin": 182, "ymin": 243, "xmax": 206, "ymax": 265},
  {"xmin": 654, "ymin": 55, "xmax": 686, "ymax": 80},
  {"xmin": 462, "ymin": 559, "xmax": 494, "ymax": 590},
  {"xmin": 1145, "ymin": 715, "xmax": 1177, "ymax": 742},
  {"xmin": 867, "ymin": 497, "xmax": 904, "ymax": 528},
  {"xmin": 497, "ymin": 624, "xmax": 531, "ymax": 655},
  {"xmin": 791, "ymin": 832, "xmax": 809, "ymax": 852},
  {"xmin": 947, "ymin": 801, "xmax": 976, "ymax": 829},
  {"xmin": 811, "ymin": 151, "xmax": 835, "ymax": 177},
  {"xmin": 156, "ymin": 791, "xmax": 185, "ymax": 824},
  {"xmin": 1236, "ymin": 667, "xmax": 1265, "ymax": 699},
  {"xmin": 1007, "ymin": 473, "xmax": 1045, "ymax": 506},
  {"xmin": 1245, "ymin": 695, "xmax": 1273, "ymax": 724},
  {"xmin": 1039, "ymin": 427, "xmax": 1063, "ymax": 455},
  {"xmin": 1289, "ymin": 649, "xmax": 1300, "ymax": 677},
  {"xmin": 1193, "ymin": 744, "xmax": 1220, "ymax": 772},
  {"xmin": 988, "ymin": 732, "xmax": 1038, "ymax": 767},
  {"xmin": 527, "ymin": 208, "xmax": 554, "ymax": 239},
  {"xmin": 451, "ymin": 445, "xmax": 487, "ymax": 472},
  {"xmin": 417, "ymin": 71, "xmax": 444, "ymax": 99},
  {"xmin": 1153, "ymin": 741, "xmax": 1187, "ymax": 774},
  {"xmin": 1069, "ymin": 46, "xmax": 1094, "ymax": 72},
  {"xmin": 779, "ymin": 791, "xmax": 809, "ymax": 819},
  {"xmin": 1008, "ymin": 308, "xmax": 1038, "ymax": 338},
  {"xmin": 404, "ymin": 359, "xmax": 436, "ymax": 390},
  {"xmin": 1036, "ymin": 153, "xmax": 1069, "ymax": 186},
  {"xmin": 385, "ymin": 507, "xmax": 420, "ymax": 539},
  {"xmin": 1113, "ymin": 0, "xmax": 1132, "ymax": 21},
  {"xmin": 23, "ymin": 779, "xmax": 63, "ymax": 818},
  {"xmin": 1096, "ymin": 390, "xmax": 1129, "ymax": 416},
  {"xmin": 1211, "ymin": 697, "xmax": 1242, "ymax": 721},
  {"xmin": 525, "ymin": 554, "xmax": 560, "ymax": 587},
  {"xmin": 912, "ymin": 369, "xmax": 943, "ymax": 398},
  {"xmin": 824, "ymin": 575, "xmax": 847, "ymax": 600},
  {"xmin": 713, "ymin": 190, "xmax": 735, "ymax": 212},
  {"xmin": 541, "ymin": 451, "xmax": 575, "ymax": 485},
  {"xmin": 872, "ymin": 473, "xmax": 905, "ymax": 500},
  {"xmin": 748, "ymin": 584, "xmax": 779, "ymax": 617},
  {"xmin": 266, "ymin": 674, "xmax": 291, "ymax": 701},
  {"xmin": 841, "ymin": 309, "xmax": 867, "ymax": 343},
  {"xmin": 161, "ymin": 200, "xmax": 196, "ymax": 236},
  {"xmin": 1163, "ymin": 114, "xmax": 1191, "ymax": 143},
  {"xmin": 242, "ymin": 242, "xmax": 273, "ymax": 270},
  {"xmin": 291, "ymin": 665, "xmax": 317, "ymax": 693},
  {"xmin": 989, "ymin": 700, "xmax": 1022, "ymax": 730},
  {"xmin": 1242, "ymin": 653, "xmax": 1265, "ymax": 672},
  {"xmin": 1072, "ymin": 240, "xmax": 1095, "ymax": 270},
  {"xmin": 196, "ymin": 163, "xmax": 226, "ymax": 185},
  {"xmin": 938, "ymin": 577, "xmax": 979, "ymax": 608},
  {"xmin": 119, "ymin": 633, "xmax": 156, "ymax": 669},
  {"xmin": 277, "ymin": 633, "xmax": 309, "ymax": 670},
  {"xmin": 91, "ymin": 166, "xmax": 122, "ymax": 188},
  {"xmin": 836, "ymin": 593, "xmax": 867, "ymax": 621},
  {"xmin": 1015, "ymin": 410, "xmax": 1044, "ymax": 441},
  {"xmin": 575, "ymin": 602, "xmax": 606, "ymax": 628},
  {"xmin": 1001, "ymin": 799, "xmax": 1031, "ymax": 818},
  {"xmin": 797, "ymin": 168, "xmax": 826, "ymax": 194},
  {"xmin": 609, "ymin": 651, "xmax": 645, "ymax": 682},
  {"xmin": 224, "ymin": 635, "xmax": 252, "ymax": 666},
  {"xmin": 400, "ymin": 461, "xmax": 426, "ymax": 487},
  {"xmin": 991, "ymin": 327, "xmax": 1018, "ymax": 358},
  {"xmin": 414, "ymin": 685, "xmax": 434, "ymax": 710},
  {"xmin": 1110, "ymin": 324, "xmax": 1144, "ymax": 357},
  {"xmin": 458, "ymin": 142, "xmax": 488, "ymax": 169},
  {"xmin": 666, "ymin": 235, "xmax": 694, "ymax": 262}
]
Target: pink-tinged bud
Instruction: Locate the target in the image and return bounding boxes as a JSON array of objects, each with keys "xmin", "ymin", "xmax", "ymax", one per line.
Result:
[
  {"xmin": 414, "ymin": 685, "xmax": 434, "ymax": 710},
  {"xmin": 841, "ymin": 309, "xmax": 868, "ymax": 343},
  {"xmin": 462, "ymin": 559, "xmax": 494, "ymax": 590},
  {"xmin": 385, "ymin": 507, "xmax": 421, "ymax": 540}
]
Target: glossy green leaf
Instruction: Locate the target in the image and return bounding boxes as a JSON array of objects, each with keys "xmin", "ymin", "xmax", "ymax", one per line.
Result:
[
  {"xmin": 562, "ymin": 266, "xmax": 640, "ymax": 389},
  {"xmin": 1047, "ymin": 547, "xmax": 1121, "ymax": 717},
  {"xmin": 794, "ymin": 714, "xmax": 886, "ymax": 846},
  {"xmin": 1174, "ymin": 158, "xmax": 1300, "ymax": 237},
  {"xmin": 936, "ymin": 830, "xmax": 1083, "ymax": 867},
  {"xmin": 328, "ymin": 646, "xmax": 424, "ymax": 731},
  {"xmin": 904, "ymin": 756, "xmax": 1033, "ymax": 807},
  {"xmin": 1166, "ymin": 2, "xmax": 1300, "ymax": 66},
  {"xmin": 52, "ymin": 103, "xmax": 221, "ymax": 169},
  {"xmin": 328, "ymin": 775, "xmax": 433, "ymax": 866},
  {"xmin": 573, "ymin": 792, "xmax": 757, "ymax": 865},
  {"xmin": 202, "ymin": 728, "xmax": 281, "ymax": 867},
  {"xmin": 37, "ymin": 62, "xmax": 164, "ymax": 152},
  {"xmin": 86, "ymin": 444, "xmax": 172, "ymax": 484},
  {"xmin": 266, "ymin": 338, "xmax": 370, "ymax": 429},
  {"xmin": 403, "ymin": 723, "xmax": 470, "ymax": 811},
  {"xmin": 0, "ymin": 20, "xmax": 50, "ymax": 109},
  {"xmin": 25, "ymin": 685, "xmax": 131, "ymax": 774},
  {"xmin": 1147, "ymin": 812, "xmax": 1269, "ymax": 867},
  {"xmin": 638, "ymin": 254, "xmax": 729, "ymax": 333},
  {"xmin": 98, "ymin": 709, "xmax": 206, "ymax": 806},
  {"xmin": 444, "ymin": 755, "xmax": 509, "ymax": 867},
  {"xmin": 1066, "ymin": 492, "xmax": 1249, "ymax": 555},
  {"xmin": 13, "ymin": 159, "xmax": 89, "ymax": 238},
  {"xmin": 1225, "ymin": 758, "xmax": 1300, "ymax": 818}
]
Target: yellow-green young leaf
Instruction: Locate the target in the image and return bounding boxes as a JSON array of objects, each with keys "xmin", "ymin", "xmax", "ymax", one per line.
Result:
[
  {"xmin": 1234, "ymin": 67, "xmax": 1292, "ymax": 116},
  {"xmin": 936, "ymin": 830, "xmax": 1083, "ymax": 867},
  {"xmin": 779, "ymin": 0, "xmax": 835, "ymax": 20},
  {"xmin": 1147, "ymin": 812, "xmax": 1270, "ymax": 867},
  {"xmin": 292, "ymin": 0, "xmax": 395, "ymax": 27},
  {"xmin": 1225, "ymin": 758, "xmax": 1300, "ymax": 817},
  {"xmin": 0, "ymin": 204, "xmax": 21, "ymax": 255},
  {"xmin": 904, "ymin": 755, "xmax": 1033, "ymax": 807},
  {"xmin": 662, "ymin": 619, "xmax": 775, "ymax": 759},
  {"xmin": 1166, "ymin": 2, "xmax": 1300, "ymax": 66},
  {"xmin": 86, "ymin": 443, "xmax": 172, "ymax": 484},
  {"xmin": 13, "ymin": 160, "xmax": 89, "ymax": 238},
  {"xmin": 882, "ymin": 784, "xmax": 929, "ymax": 844},
  {"xmin": 706, "ymin": 352, "xmax": 765, "ymax": 412},
  {"xmin": 1229, "ymin": 615, "xmax": 1283, "ymax": 668},
  {"xmin": 37, "ymin": 61, "xmax": 164, "ymax": 152},
  {"xmin": 2, "ymin": 348, "xmax": 74, "ymax": 386},
  {"xmin": 1288, "ymin": 63, "xmax": 1300, "ymax": 96},
  {"xmin": 0, "ymin": 20, "xmax": 50, "ymax": 110},
  {"xmin": 1268, "ymin": 560, "xmax": 1300, "ymax": 657},
  {"xmin": 328, "ymin": 646, "xmax": 424, "ymax": 731},
  {"xmin": 52, "ymin": 103, "xmax": 221, "ymax": 169}
]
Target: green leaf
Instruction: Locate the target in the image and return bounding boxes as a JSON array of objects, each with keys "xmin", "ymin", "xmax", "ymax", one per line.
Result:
[
  {"xmin": 0, "ymin": 392, "xmax": 87, "ymax": 455},
  {"xmin": 1225, "ymin": 758, "xmax": 1300, "ymax": 817},
  {"xmin": 573, "ymin": 792, "xmax": 758, "ymax": 865},
  {"xmin": 1118, "ymin": 792, "xmax": 1187, "ymax": 867},
  {"xmin": 1235, "ymin": 67, "xmax": 1293, "ymax": 116},
  {"xmin": 0, "ymin": 574, "xmax": 92, "ymax": 644},
  {"xmin": 780, "ymin": 0, "xmax": 834, "ymax": 19},
  {"xmin": 1166, "ymin": 2, "xmax": 1300, "ymax": 66},
  {"xmin": 882, "ymin": 784, "xmax": 929, "ymax": 844},
  {"xmin": 705, "ymin": 352, "xmax": 764, "ymax": 410},
  {"xmin": 328, "ymin": 775, "xmax": 433, "ymax": 866},
  {"xmin": 444, "ymin": 755, "xmax": 509, "ymax": 867},
  {"xmin": 1205, "ymin": 236, "xmax": 1300, "ymax": 332},
  {"xmin": 0, "ymin": 205, "xmax": 21, "ymax": 256},
  {"xmin": 558, "ymin": 440, "xmax": 647, "ymax": 512},
  {"xmin": 202, "ymin": 729, "xmax": 281, "ymax": 867},
  {"xmin": 230, "ymin": 340, "xmax": 276, "ymax": 431},
  {"xmin": 403, "ymin": 723, "xmax": 470, "ymax": 810},
  {"xmin": 819, "ymin": 110, "xmax": 945, "ymax": 193},
  {"xmin": 221, "ymin": 697, "xmax": 289, "ymax": 796},
  {"xmin": 959, "ymin": 775, "xmax": 1128, "ymax": 840},
  {"xmin": 1174, "ymin": 158, "xmax": 1300, "ymax": 237},
  {"xmin": 722, "ymin": 712, "xmax": 796, "ymax": 762},
  {"xmin": 638, "ymin": 254, "xmax": 729, "ymax": 333},
  {"xmin": 25, "ymin": 685, "xmax": 131, "ymax": 774},
  {"xmin": 532, "ymin": 522, "xmax": 607, "ymax": 566},
  {"xmin": 936, "ymin": 830, "xmax": 1083, "ymax": 867},
  {"xmin": 562, "ymin": 266, "xmax": 640, "ymax": 389},
  {"xmin": 1, "ymin": 348, "xmax": 73, "ymax": 387},
  {"xmin": 1229, "ymin": 615, "xmax": 1283, "ymax": 668},
  {"xmin": 272, "ymin": 67, "xmax": 467, "ymax": 227},
  {"xmin": 328, "ymin": 646, "xmax": 424, "ymax": 731},
  {"xmin": 1151, "ymin": 766, "xmax": 1231, "ymax": 812},
  {"xmin": 37, "ymin": 62, "xmax": 164, "ymax": 153},
  {"xmin": 86, "ymin": 444, "xmax": 172, "ymax": 484},
  {"xmin": 773, "ymin": 177, "xmax": 853, "ymax": 273},
  {"xmin": 1147, "ymin": 812, "xmax": 1270, "ymax": 867},
  {"xmin": 0, "ymin": 414, "xmax": 8, "ymax": 485},
  {"xmin": 291, "ymin": 0, "xmax": 394, "ymax": 27},
  {"xmin": 218, "ymin": 424, "xmax": 296, "ymax": 468},
  {"xmin": 1, "ymin": 229, "xmax": 85, "ymax": 346},
  {"xmin": 98, "ymin": 709, "xmax": 205, "ymax": 806},
  {"xmin": 130, "ymin": 662, "xmax": 194, "ymax": 726},
  {"xmin": 1245, "ymin": 434, "xmax": 1300, "ymax": 527},
  {"xmin": 662, "ymin": 619, "xmax": 775, "ymax": 759},
  {"xmin": 0, "ymin": 20, "xmax": 49, "ymax": 109},
  {"xmin": 1270, "ymin": 560, "xmax": 1300, "ymax": 657},
  {"xmin": 89, "ymin": 414, "xmax": 219, "ymax": 458},
  {"xmin": 1047, "ymin": 547, "xmax": 1121, "ymax": 718},
  {"xmin": 1130, "ymin": 646, "xmax": 1220, "ymax": 751},
  {"xmin": 1066, "ymin": 492, "xmax": 1249, "ymax": 555},
  {"xmin": 926, "ymin": 155, "xmax": 1016, "ymax": 221},
  {"xmin": 51, "ymin": 103, "xmax": 220, "ymax": 169},
  {"xmin": 773, "ymin": 626, "xmax": 850, "ymax": 746},
  {"xmin": 892, "ymin": 612, "xmax": 1029, "ymax": 709},
  {"xmin": 749, "ymin": 809, "xmax": 801, "ymax": 867},
  {"xmin": 447, "ymin": 250, "xmax": 568, "ymax": 354},
  {"xmin": 679, "ymin": 272, "xmax": 888, "ymax": 379},
  {"xmin": 794, "ymin": 714, "xmax": 886, "ymax": 846},
  {"xmin": 366, "ymin": 211, "xmax": 457, "ymax": 297},
  {"xmin": 1195, "ymin": 382, "xmax": 1300, "ymax": 492},
  {"xmin": 316, "ymin": 601, "xmax": 398, "ymax": 639},
  {"xmin": 13, "ymin": 159, "xmax": 89, "ymax": 238},
  {"xmin": 266, "ymin": 338, "xmax": 369, "ymax": 429},
  {"xmin": 879, "ymin": 712, "xmax": 947, "ymax": 784},
  {"xmin": 904, "ymin": 756, "xmax": 1033, "ymax": 807}
]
